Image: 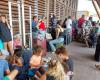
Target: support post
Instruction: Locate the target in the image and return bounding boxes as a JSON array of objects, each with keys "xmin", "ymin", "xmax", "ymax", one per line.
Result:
[
  {"xmin": 34, "ymin": 0, "xmax": 38, "ymax": 17},
  {"xmin": 46, "ymin": 0, "xmax": 49, "ymax": 27},
  {"xmin": 21, "ymin": 0, "xmax": 26, "ymax": 46},
  {"xmin": 8, "ymin": 1, "xmax": 13, "ymax": 48},
  {"xmin": 17, "ymin": 1, "xmax": 22, "ymax": 36},
  {"xmin": 29, "ymin": 6, "xmax": 32, "ymax": 49}
]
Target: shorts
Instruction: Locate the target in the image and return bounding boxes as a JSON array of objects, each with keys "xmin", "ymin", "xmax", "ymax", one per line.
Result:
[{"xmin": 28, "ymin": 67, "xmax": 45, "ymax": 77}]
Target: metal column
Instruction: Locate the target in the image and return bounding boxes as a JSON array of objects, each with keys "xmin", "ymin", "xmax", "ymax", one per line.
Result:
[
  {"xmin": 34, "ymin": 0, "xmax": 38, "ymax": 17},
  {"xmin": 29, "ymin": 6, "xmax": 32, "ymax": 49},
  {"xmin": 8, "ymin": 1, "xmax": 13, "ymax": 48},
  {"xmin": 17, "ymin": 1, "xmax": 22, "ymax": 37},
  {"xmin": 21, "ymin": 0, "xmax": 26, "ymax": 46}
]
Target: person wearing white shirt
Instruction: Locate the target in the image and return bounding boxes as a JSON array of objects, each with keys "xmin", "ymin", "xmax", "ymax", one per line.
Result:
[{"xmin": 66, "ymin": 16, "xmax": 72, "ymax": 44}]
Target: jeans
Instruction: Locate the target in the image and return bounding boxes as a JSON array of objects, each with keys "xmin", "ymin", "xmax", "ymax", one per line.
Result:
[
  {"xmin": 66, "ymin": 28, "xmax": 72, "ymax": 45},
  {"xmin": 49, "ymin": 38, "xmax": 64, "ymax": 52}
]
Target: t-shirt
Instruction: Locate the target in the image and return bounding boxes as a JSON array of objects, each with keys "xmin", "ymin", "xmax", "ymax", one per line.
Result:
[
  {"xmin": 32, "ymin": 21, "xmax": 37, "ymax": 28},
  {"xmin": 97, "ymin": 26, "xmax": 100, "ymax": 35},
  {"xmin": 65, "ymin": 57, "xmax": 73, "ymax": 72},
  {"xmin": 0, "ymin": 22, "xmax": 12, "ymax": 42},
  {"xmin": 39, "ymin": 21, "xmax": 46, "ymax": 30},
  {"xmin": 0, "ymin": 39, "xmax": 4, "ymax": 49},
  {"xmin": 0, "ymin": 59, "xmax": 9, "ymax": 80},
  {"xmin": 78, "ymin": 17, "xmax": 85, "ymax": 28},
  {"xmin": 66, "ymin": 19, "xmax": 72, "ymax": 29},
  {"xmin": 3, "ymin": 76, "xmax": 10, "ymax": 80},
  {"xmin": 32, "ymin": 21, "xmax": 38, "ymax": 32}
]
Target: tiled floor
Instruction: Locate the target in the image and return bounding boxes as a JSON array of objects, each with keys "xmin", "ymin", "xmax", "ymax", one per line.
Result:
[{"xmin": 67, "ymin": 42, "xmax": 100, "ymax": 80}]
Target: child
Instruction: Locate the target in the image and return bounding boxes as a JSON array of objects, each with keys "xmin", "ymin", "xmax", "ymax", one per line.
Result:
[
  {"xmin": 13, "ymin": 35, "xmax": 22, "ymax": 49},
  {"xmin": 29, "ymin": 45, "xmax": 46, "ymax": 79},
  {"xmin": 47, "ymin": 60, "xmax": 66, "ymax": 80},
  {"xmin": 0, "ymin": 49, "xmax": 10, "ymax": 80},
  {"xmin": 55, "ymin": 46, "xmax": 74, "ymax": 80}
]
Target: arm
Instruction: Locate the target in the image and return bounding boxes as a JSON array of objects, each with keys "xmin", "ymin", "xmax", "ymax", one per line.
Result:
[
  {"xmin": 6, "ymin": 19, "xmax": 11, "ymax": 29},
  {"xmin": 4, "ymin": 61, "xmax": 10, "ymax": 75},
  {"xmin": 4, "ymin": 69, "xmax": 19, "ymax": 80}
]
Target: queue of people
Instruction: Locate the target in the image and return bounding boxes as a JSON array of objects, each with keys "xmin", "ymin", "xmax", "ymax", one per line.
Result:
[
  {"xmin": 0, "ymin": 12, "xmax": 100, "ymax": 80},
  {"xmin": 0, "ymin": 14, "xmax": 74, "ymax": 80}
]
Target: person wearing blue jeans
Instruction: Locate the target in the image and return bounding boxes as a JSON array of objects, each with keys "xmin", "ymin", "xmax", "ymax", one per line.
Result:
[
  {"xmin": 49, "ymin": 20, "xmax": 64, "ymax": 52},
  {"xmin": 49, "ymin": 38, "xmax": 64, "ymax": 52}
]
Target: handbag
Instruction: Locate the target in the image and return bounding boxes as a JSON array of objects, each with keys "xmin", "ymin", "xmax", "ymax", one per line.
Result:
[{"xmin": 46, "ymin": 33, "xmax": 52, "ymax": 40}]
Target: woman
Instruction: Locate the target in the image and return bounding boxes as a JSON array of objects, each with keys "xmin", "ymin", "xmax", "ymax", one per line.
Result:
[
  {"xmin": 0, "ymin": 15, "xmax": 13, "ymax": 55},
  {"xmin": 49, "ymin": 20, "xmax": 64, "ymax": 52}
]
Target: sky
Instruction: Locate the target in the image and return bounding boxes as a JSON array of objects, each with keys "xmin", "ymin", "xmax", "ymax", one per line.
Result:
[{"xmin": 78, "ymin": 0, "xmax": 96, "ymax": 14}]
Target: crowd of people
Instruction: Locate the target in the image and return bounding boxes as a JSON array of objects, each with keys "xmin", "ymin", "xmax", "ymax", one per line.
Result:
[{"xmin": 0, "ymin": 13, "xmax": 100, "ymax": 80}]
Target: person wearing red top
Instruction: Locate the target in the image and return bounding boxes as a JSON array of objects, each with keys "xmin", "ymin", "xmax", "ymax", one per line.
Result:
[
  {"xmin": 39, "ymin": 21, "xmax": 46, "ymax": 30},
  {"xmin": 78, "ymin": 15, "xmax": 85, "ymax": 29}
]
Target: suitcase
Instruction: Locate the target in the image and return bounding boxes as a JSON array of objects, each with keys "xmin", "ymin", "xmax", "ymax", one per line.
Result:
[{"xmin": 33, "ymin": 39, "xmax": 47, "ymax": 55}]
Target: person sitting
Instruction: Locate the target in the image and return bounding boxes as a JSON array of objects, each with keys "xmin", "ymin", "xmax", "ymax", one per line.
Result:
[
  {"xmin": 49, "ymin": 20, "xmax": 64, "ymax": 52},
  {"xmin": 55, "ymin": 46, "xmax": 74, "ymax": 80},
  {"xmin": 0, "ymin": 49, "xmax": 10, "ymax": 80},
  {"xmin": 3, "ymin": 66, "xmax": 21, "ymax": 80},
  {"xmin": 47, "ymin": 60, "xmax": 67, "ymax": 80},
  {"xmin": 28, "ymin": 45, "xmax": 46, "ymax": 80},
  {"xmin": 13, "ymin": 34, "xmax": 22, "ymax": 49},
  {"xmin": 7, "ymin": 49, "xmax": 30, "ymax": 80}
]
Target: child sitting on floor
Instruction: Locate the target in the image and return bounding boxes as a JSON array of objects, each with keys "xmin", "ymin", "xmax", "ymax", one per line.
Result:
[
  {"xmin": 55, "ymin": 46, "xmax": 74, "ymax": 80},
  {"xmin": 29, "ymin": 45, "xmax": 46, "ymax": 80}
]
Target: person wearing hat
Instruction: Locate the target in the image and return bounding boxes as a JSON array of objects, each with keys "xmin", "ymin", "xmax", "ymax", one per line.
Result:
[{"xmin": 0, "ymin": 49, "xmax": 10, "ymax": 80}]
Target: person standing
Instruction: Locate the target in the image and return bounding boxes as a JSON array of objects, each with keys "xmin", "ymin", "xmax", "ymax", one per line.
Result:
[
  {"xmin": 78, "ymin": 15, "xmax": 85, "ymax": 29},
  {"xmin": 66, "ymin": 16, "xmax": 72, "ymax": 44},
  {"xmin": 50, "ymin": 14, "xmax": 57, "ymax": 40},
  {"xmin": 72, "ymin": 16, "xmax": 78, "ymax": 40},
  {"xmin": 0, "ymin": 15, "xmax": 13, "ymax": 55},
  {"xmin": 32, "ymin": 16, "xmax": 39, "ymax": 39}
]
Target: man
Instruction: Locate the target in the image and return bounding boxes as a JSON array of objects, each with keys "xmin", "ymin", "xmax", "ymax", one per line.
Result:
[
  {"xmin": 78, "ymin": 15, "xmax": 85, "ymax": 29},
  {"xmin": 32, "ymin": 16, "xmax": 38, "ymax": 29},
  {"xmin": 32, "ymin": 16, "xmax": 39, "ymax": 39},
  {"xmin": 66, "ymin": 16, "xmax": 72, "ymax": 44}
]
